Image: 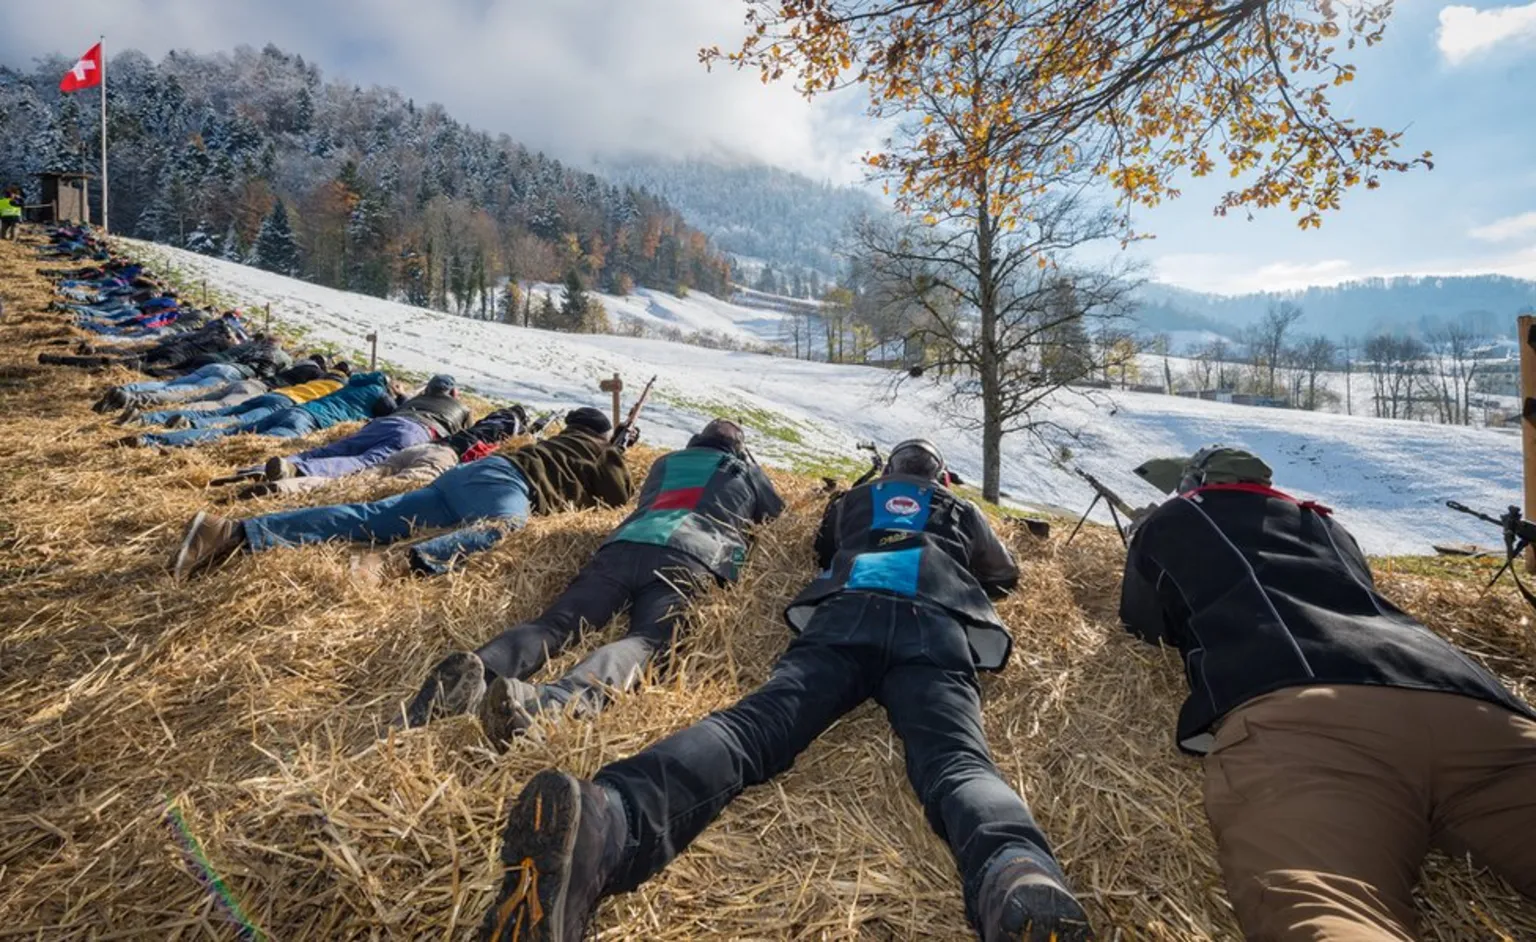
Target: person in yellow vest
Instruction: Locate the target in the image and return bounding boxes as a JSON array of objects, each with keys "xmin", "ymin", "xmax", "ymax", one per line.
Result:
[
  {"xmin": 153, "ymin": 362, "xmax": 353, "ymax": 430},
  {"xmin": 0, "ymin": 186, "xmax": 23, "ymax": 240}
]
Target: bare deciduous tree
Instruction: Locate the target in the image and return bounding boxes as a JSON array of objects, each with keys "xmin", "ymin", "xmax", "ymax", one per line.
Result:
[
  {"xmin": 858, "ymin": 193, "xmax": 1141, "ymax": 501},
  {"xmin": 1293, "ymin": 335, "xmax": 1339, "ymax": 411}
]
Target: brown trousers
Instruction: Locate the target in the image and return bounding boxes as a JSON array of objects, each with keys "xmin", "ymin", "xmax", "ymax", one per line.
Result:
[{"xmin": 1203, "ymin": 685, "xmax": 1536, "ymax": 941}]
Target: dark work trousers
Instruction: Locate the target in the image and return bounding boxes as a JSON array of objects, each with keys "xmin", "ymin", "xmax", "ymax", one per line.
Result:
[
  {"xmin": 593, "ymin": 592, "xmax": 1059, "ymax": 924},
  {"xmin": 475, "ymin": 542, "xmax": 712, "ymax": 712}
]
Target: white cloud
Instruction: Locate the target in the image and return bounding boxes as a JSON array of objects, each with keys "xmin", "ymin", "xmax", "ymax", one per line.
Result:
[
  {"xmin": 0, "ymin": 0, "xmax": 878, "ymax": 183},
  {"xmin": 1468, "ymin": 210, "xmax": 1536, "ymax": 241},
  {"xmin": 1437, "ymin": 3, "xmax": 1536, "ymax": 65},
  {"xmin": 1152, "ymin": 254, "xmax": 1360, "ymax": 294},
  {"xmin": 1151, "ymin": 244, "xmax": 1536, "ymax": 295}
]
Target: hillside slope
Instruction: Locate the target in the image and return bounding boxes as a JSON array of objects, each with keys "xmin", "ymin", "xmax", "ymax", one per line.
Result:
[
  {"xmin": 134, "ymin": 240, "xmax": 1523, "ymax": 555},
  {"xmin": 1, "ymin": 234, "xmax": 1532, "ymax": 941}
]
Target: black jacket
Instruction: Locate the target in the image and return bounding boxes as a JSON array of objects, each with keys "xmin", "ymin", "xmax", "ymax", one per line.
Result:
[
  {"xmin": 1120, "ymin": 486, "xmax": 1534, "ymax": 754},
  {"xmin": 143, "ymin": 321, "xmax": 239, "ymax": 367},
  {"xmin": 785, "ymin": 475, "xmax": 1019, "ymax": 670},
  {"xmin": 268, "ymin": 361, "xmax": 328, "ymax": 387},
  {"xmin": 391, "ymin": 392, "xmax": 471, "ymax": 438},
  {"xmin": 606, "ymin": 445, "xmax": 784, "ymax": 581}
]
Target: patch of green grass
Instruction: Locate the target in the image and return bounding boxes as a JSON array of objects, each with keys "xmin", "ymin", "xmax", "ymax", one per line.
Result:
[
  {"xmin": 1371, "ymin": 553, "xmax": 1505, "ymax": 580},
  {"xmin": 658, "ymin": 393, "xmax": 812, "ymax": 447}
]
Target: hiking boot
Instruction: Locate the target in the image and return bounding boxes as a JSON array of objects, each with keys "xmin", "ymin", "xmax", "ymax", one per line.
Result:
[
  {"xmin": 236, "ymin": 482, "xmax": 281, "ymax": 500},
  {"xmin": 478, "ymin": 769, "xmax": 626, "ymax": 942},
  {"xmin": 164, "ymin": 414, "xmax": 190, "ymax": 429},
  {"xmin": 170, "ymin": 511, "xmax": 246, "ymax": 580},
  {"xmin": 478, "ymin": 677, "xmax": 542, "ymax": 751},
  {"xmin": 974, "ymin": 851, "xmax": 1095, "ymax": 942},
  {"xmin": 264, "ymin": 456, "xmax": 297, "ymax": 481},
  {"xmin": 114, "ymin": 406, "xmax": 143, "ymax": 426},
  {"xmin": 400, "ymin": 651, "xmax": 487, "ymax": 728},
  {"xmin": 93, "ymin": 387, "xmax": 127, "ymax": 413}
]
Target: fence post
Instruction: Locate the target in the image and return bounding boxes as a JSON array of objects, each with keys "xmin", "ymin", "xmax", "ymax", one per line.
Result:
[
  {"xmin": 264, "ymin": 303, "xmax": 271, "ymax": 333},
  {"xmin": 366, "ymin": 332, "xmax": 379, "ymax": 371},
  {"xmin": 598, "ymin": 373, "xmax": 623, "ymax": 429}
]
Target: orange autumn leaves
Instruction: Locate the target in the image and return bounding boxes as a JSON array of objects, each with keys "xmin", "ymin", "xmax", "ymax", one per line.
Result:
[{"xmin": 703, "ymin": 0, "xmax": 1429, "ymax": 232}]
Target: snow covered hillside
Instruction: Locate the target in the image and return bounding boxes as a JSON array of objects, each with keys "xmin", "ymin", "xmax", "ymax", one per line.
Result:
[
  {"xmin": 514, "ymin": 281, "xmax": 787, "ymax": 348},
  {"xmin": 134, "ymin": 241, "xmax": 1523, "ymax": 555}
]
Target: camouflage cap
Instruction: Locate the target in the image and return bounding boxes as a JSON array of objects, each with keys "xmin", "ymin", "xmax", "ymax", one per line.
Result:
[{"xmin": 1133, "ymin": 446, "xmax": 1273, "ymax": 494}]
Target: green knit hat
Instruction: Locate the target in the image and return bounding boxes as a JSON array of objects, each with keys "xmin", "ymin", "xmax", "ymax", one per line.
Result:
[{"xmin": 1133, "ymin": 446, "xmax": 1273, "ymax": 495}]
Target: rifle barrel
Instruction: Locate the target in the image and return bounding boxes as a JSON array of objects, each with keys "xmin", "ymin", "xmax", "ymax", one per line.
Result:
[
  {"xmin": 1074, "ymin": 467, "xmax": 1137, "ymax": 517},
  {"xmin": 1445, "ymin": 500, "xmax": 1505, "ymax": 528}
]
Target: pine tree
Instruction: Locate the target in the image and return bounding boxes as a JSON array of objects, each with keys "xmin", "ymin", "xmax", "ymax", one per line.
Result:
[
  {"xmin": 532, "ymin": 293, "xmax": 562, "ymax": 330},
  {"xmin": 253, "ymin": 199, "xmax": 302, "ymax": 277},
  {"xmin": 559, "ymin": 270, "xmax": 589, "ymax": 332}
]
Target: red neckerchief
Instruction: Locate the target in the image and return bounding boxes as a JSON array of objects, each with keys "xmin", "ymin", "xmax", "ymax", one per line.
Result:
[{"xmin": 1185, "ymin": 482, "xmax": 1333, "ymax": 516}]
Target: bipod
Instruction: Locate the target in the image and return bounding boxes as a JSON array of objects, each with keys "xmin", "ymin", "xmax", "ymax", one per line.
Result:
[
  {"xmin": 1446, "ymin": 500, "xmax": 1536, "ymax": 612},
  {"xmin": 1064, "ymin": 493, "xmax": 1126, "ymax": 548}
]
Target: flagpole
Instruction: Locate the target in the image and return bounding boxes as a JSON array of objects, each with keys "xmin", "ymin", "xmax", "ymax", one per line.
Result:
[{"xmin": 98, "ymin": 35, "xmax": 109, "ymax": 235}]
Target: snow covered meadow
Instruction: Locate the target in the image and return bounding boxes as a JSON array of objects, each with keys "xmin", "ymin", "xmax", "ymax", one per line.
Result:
[{"xmin": 132, "ymin": 240, "xmax": 1522, "ymax": 555}]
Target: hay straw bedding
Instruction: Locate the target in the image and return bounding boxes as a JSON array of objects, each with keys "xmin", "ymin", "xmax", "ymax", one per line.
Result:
[{"xmin": 0, "ymin": 235, "xmax": 1533, "ymax": 941}]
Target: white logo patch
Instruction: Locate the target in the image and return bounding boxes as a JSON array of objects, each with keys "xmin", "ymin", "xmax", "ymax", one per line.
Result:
[{"xmin": 884, "ymin": 495, "xmax": 922, "ymax": 516}]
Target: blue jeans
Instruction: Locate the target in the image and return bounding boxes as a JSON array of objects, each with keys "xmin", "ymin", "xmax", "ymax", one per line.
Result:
[
  {"xmin": 243, "ymin": 457, "xmax": 531, "ymax": 560},
  {"xmin": 289, "ymin": 416, "xmax": 432, "ymax": 479},
  {"xmin": 181, "ymin": 393, "xmax": 291, "ymax": 429},
  {"xmin": 594, "ymin": 593, "xmax": 1063, "ymax": 924},
  {"xmin": 121, "ymin": 363, "xmax": 246, "ymax": 400},
  {"xmin": 145, "ymin": 405, "xmax": 318, "ymax": 448}
]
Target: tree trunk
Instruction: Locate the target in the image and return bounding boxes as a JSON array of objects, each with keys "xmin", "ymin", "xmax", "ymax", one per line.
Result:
[
  {"xmin": 976, "ymin": 201, "xmax": 1002, "ymax": 504},
  {"xmin": 982, "ymin": 403, "xmax": 1003, "ymax": 504}
]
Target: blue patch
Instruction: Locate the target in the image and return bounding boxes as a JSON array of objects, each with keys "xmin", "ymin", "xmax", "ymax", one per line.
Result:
[
  {"xmin": 845, "ymin": 547, "xmax": 922, "ymax": 597},
  {"xmin": 870, "ymin": 481, "xmax": 932, "ymax": 532}
]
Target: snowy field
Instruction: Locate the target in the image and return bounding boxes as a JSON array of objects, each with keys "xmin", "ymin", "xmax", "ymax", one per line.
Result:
[{"xmin": 132, "ymin": 241, "xmax": 1523, "ymax": 555}]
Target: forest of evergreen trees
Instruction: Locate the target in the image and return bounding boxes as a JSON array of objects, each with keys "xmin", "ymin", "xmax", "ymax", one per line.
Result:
[{"xmin": 0, "ymin": 44, "xmax": 732, "ymax": 313}]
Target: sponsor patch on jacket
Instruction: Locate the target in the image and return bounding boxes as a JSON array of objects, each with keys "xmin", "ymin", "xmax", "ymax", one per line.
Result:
[{"xmin": 885, "ymin": 495, "xmax": 922, "ymax": 516}]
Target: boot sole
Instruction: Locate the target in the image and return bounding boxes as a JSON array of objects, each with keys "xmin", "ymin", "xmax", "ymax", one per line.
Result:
[
  {"xmin": 171, "ymin": 511, "xmax": 209, "ymax": 580},
  {"xmin": 1008, "ymin": 884, "xmax": 1096, "ymax": 942},
  {"xmin": 480, "ymin": 769, "xmax": 581, "ymax": 942}
]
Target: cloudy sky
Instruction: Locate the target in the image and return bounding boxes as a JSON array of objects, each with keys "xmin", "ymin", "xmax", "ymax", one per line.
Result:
[{"xmin": 1, "ymin": 0, "xmax": 1535, "ymax": 295}]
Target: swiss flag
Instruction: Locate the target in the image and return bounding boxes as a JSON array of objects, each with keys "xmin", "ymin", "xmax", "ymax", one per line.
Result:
[{"xmin": 59, "ymin": 43, "xmax": 102, "ymax": 93}]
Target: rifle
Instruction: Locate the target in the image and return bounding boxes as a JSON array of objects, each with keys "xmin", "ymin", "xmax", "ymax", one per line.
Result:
[
  {"xmin": 819, "ymin": 442, "xmax": 884, "ymax": 496},
  {"xmin": 527, "ymin": 410, "xmax": 557, "ymax": 440},
  {"xmin": 851, "ymin": 441, "xmax": 885, "ymax": 488},
  {"xmin": 1445, "ymin": 500, "xmax": 1536, "ymax": 611},
  {"xmin": 1065, "ymin": 467, "xmax": 1154, "ymax": 548},
  {"xmin": 613, "ymin": 374, "xmax": 657, "ymax": 449}
]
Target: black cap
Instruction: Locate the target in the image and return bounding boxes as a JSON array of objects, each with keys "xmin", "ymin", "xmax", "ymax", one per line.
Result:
[
  {"xmin": 565, "ymin": 407, "xmax": 613, "ymax": 436},
  {"xmin": 426, "ymin": 373, "xmax": 456, "ymax": 394}
]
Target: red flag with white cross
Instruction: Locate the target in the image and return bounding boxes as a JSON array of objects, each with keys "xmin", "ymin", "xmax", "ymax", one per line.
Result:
[{"xmin": 59, "ymin": 43, "xmax": 103, "ymax": 93}]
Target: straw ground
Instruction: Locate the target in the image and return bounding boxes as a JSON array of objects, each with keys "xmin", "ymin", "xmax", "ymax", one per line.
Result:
[{"xmin": 1, "ymin": 233, "xmax": 1533, "ymax": 940}]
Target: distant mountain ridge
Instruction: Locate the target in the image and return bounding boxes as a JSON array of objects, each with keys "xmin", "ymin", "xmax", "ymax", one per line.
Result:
[
  {"xmin": 595, "ymin": 154, "xmax": 885, "ymax": 289},
  {"xmin": 1135, "ymin": 275, "xmax": 1531, "ymax": 341}
]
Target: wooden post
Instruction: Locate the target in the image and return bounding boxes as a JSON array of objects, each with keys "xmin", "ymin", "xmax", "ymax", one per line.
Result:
[
  {"xmin": 201, "ymin": 279, "xmax": 208, "ymax": 306},
  {"xmin": 1520, "ymin": 315, "xmax": 1536, "ymax": 572},
  {"xmin": 366, "ymin": 332, "xmax": 379, "ymax": 371},
  {"xmin": 264, "ymin": 303, "xmax": 271, "ymax": 333},
  {"xmin": 598, "ymin": 373, "xmax": 623, "ymax": 429}
]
